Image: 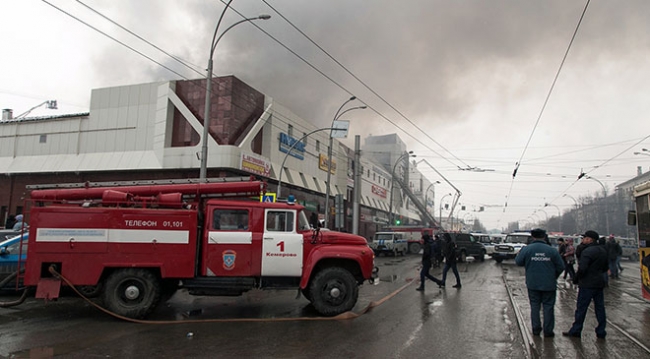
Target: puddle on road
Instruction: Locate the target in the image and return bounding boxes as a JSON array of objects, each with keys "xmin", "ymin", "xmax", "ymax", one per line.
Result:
[{"xmin": 12, "ymin": 347, "xmax": 54, "ymax": 358}]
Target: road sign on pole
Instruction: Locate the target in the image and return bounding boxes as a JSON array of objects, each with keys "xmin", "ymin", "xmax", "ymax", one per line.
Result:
[
  {"xmin": 331, "ymin": 120, "xmax": 350, "ymax": 138},
  {"xmin": 260, "ymin": 193, "xmax": 277, "ymax": 203}
]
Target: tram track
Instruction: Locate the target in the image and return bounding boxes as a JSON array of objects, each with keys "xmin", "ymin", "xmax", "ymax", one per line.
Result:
[{"xmin": 502, "ymin": 266, "xmax": 650, "ymax": 358}]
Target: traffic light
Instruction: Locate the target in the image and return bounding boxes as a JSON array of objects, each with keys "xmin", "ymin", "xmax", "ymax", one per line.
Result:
[{"xmin": 395, "ymin": 218, "xmax": 401, "ymax": 225}]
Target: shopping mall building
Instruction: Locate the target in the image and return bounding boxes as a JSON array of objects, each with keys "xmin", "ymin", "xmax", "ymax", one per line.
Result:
[{"xmin": 0, "ymin": 76, "xmax": 438, "ymax": 239}]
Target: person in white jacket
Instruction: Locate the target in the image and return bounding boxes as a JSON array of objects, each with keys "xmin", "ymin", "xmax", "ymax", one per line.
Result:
[{"xmin": 12, "ymin": 214, "xmax": 27, "ymax": 231}]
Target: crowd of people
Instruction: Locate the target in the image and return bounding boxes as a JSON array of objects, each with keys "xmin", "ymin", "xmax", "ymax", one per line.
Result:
[{"xmin": 416, "ymin": 233, "xmax": 462, "ymax": 291}]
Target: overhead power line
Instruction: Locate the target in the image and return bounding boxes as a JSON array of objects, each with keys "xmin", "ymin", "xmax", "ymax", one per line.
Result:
[{"xmin": 259, "ymin": 0, "xmax": 471, "ymax": 170}]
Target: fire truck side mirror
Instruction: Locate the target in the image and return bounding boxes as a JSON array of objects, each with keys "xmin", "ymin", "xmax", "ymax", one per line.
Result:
[{"xmin": 311, "ymin": 227, "xmax": 320, "ymax": 244}]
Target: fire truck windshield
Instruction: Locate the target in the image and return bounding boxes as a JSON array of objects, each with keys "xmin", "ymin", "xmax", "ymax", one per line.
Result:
[{"xmin": 298, "ymin": 210, "xmax": 311, "ymax": 231}]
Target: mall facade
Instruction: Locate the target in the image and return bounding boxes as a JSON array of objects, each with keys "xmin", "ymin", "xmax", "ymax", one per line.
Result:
[{"xmin": 0, "ymin": 76, "xmax": 439, "ymax": 239}]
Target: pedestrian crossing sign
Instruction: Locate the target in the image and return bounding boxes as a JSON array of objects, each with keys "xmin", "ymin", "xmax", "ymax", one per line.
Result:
[{"xmin": 260, "ymin": 193, "xmax": 277, "ymax": 203}]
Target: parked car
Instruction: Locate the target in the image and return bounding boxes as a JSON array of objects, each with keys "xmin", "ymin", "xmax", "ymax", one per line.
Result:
[
  {"xmin": 493, "ymin": 231, "xmax": 531, "ymax": 263},
  {"xmin": 0, "ymin": 233, "xmax": 28, "ymax": 290},
  {"xmin": 369, "ymin": 232, "xmax": 408, "ymax": 256},
  {"xmin": 472, "ymin": 233, "xmax": 495, "ymax": 255},
  {"xmin": 441, "ymin": 232, "xmax": 486, "ymax": 262},
  {"xmin": 490, "ymin": 234, "xmax": 505, "ymax": 244},
  {"xmin": 0, "ymin": 229, "xmax": 19, "ymax": 241},
  {"xmin": 618, "ymin": 237, "xmax": 639, "ymax": 261}
]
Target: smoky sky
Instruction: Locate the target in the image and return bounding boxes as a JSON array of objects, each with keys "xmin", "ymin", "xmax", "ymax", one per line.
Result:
[{"xmin": 88, "ymin": 1, "xmax": 647, "ymax": 128}]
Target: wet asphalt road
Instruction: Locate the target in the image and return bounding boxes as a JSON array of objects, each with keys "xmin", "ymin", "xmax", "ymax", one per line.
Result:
[{"xmin": 0, "ymin": 255, "xmax": 647, "ymax": 358}]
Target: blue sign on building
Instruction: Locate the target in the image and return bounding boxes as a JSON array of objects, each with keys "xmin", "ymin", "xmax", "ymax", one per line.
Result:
[{"xmin": 279, "ymin": 133, "xmax": 305, "ymax": 160}]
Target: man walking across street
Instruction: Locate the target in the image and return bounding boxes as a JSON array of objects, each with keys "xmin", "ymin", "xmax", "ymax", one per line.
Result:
[
  {"xmin": 441, "ymin": 234, "xmax": 462, "ymax": 288},
  {"xmin": 515, "ymin": 228, "xmax": 565, "ymax": 337},
  {"xmin": 563, "ymin": 230, "xmax": 609, "ymax": 339},
  {"xmin": 416, "ymin": 234, "xmax": 443, "ymax": 291}
]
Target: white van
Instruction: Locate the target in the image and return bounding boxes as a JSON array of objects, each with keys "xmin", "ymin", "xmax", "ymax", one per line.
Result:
[
  {"xmin": 369, "ymin": 232, "xmax": 408, "ymax": 256},
  {"xmin": 618, "ymin": 237, "xmax": 638, "ymax": 261}
]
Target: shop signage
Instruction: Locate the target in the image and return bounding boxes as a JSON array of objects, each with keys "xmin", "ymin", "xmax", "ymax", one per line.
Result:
[
  {"xmin": 279, "ymin": 133, "xmax": 305, "ymax": 160},
  {"xmin": 319, "ymin": 154, "xmax": 336, "ymax": 174},
  {"xmin": 241, "ymin": 153, "xmax": 271, "ymax": 177},
  {"xmin": 371, "ymin": 185, "xmax": 387, "ymax": 198}
]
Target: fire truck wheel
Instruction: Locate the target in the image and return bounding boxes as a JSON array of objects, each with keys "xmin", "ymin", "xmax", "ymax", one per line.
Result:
[
  {"xmin": 409, "ymin": 242, "xmax": 422, "ymax": 254},
  {"xmin": 102, "ymin": 268, "xmax": 161, "ymax": 319},
  {"xmin": 309, "ymin": 267, "xmax": 358, "ymax": 316}
]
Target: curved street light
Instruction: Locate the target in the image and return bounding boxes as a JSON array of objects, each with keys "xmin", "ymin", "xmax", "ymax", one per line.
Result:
[
  {"xmin": 277, "ymin": 127, "xmax": 335, "ymax": 199},
  {"xmin": 544, "ymin": 203, "xmax": 562, "ymax": 232},
  {"xmin": 530, "ymin": 211, "xmax": 543, "ymax": 224},
  {"xmin": 323, "ymin": 97, "xmax": 365, "ymax": 228},
  {"xmin": 199, "ymin": 6, "xmax": 271, "ymax": 180},
  {"xmin": 585, "ymin": 175, "xmax": 610, "ymax": 234},
  {"xmin": 563, "ymin": 194, "xmax": 578, "ymax": 208},
  {"xmin": 424, "ymin": 180, "xmax": 441, "ymax": 215},
  {"xmin": 536, "ymin": 209, "xmax": 549, "ymax": 222},
  {"xmin": 439, "ymin": 193, "xmax": 452, "ymax": 228},
  {"xmin": 388, "ymin": 151, "xmax": 416, "ymax": 225},
  {"xmin": 563, "ymin": 194, "xmax": 580, "ymax": 231}
]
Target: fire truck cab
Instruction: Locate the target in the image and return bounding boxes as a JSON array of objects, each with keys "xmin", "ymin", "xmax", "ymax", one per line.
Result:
[{"xmin": 22, "ymin": 178, "xmax": 376, "ymax": 318}]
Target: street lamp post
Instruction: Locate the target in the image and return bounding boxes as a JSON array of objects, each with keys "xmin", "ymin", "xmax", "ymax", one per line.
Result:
[
  {"xmin": 586, "ymin": 175, "xmax": 610, "ymax": 235},
  {"xmin": 424, "ymin": 180, "xmax": 441, "ymax": 216},
  {"xmin": 439, "ymin": 193, "xmax": 452, "ymax": 229},
  {"xmin": 563, "ymin": 194, "xmax": 580, "ymax": 232},
  {"xmin": 388, "ymin": 151, "xmax": 416, "ymax": 225},
  {"xmin": 544, "ymin": 203, "xmax": 562, "ymax": 233},
  {"xmin": 563, "ymin": 194, "xmax": 578, "ymax": 209},
  {"xmin": 537, "ymin": 209, "xmax": 549, "ymax": 223},
  {"xmin": 453, "ymin": 205, "xmax": 465, "ymax": 231},
  {"xmin": 277, "ymin": 127, "xmax": 335, "ymax": 199},
  {"xmin": 323, "ymin": 97, "xmax": 365, "ymax": 228},
  {"xmin": 463, "ymin": 213, "xmax": 473, "ymax": 230},
  {"xmin": 199, "ymin": 6, "xmax": 271, "ymax": 180}
]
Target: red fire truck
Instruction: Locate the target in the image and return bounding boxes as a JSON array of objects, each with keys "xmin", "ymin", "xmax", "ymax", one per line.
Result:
[{"xmin": 21, "ymin": 177, "xmax": 376, "ymax": 318}]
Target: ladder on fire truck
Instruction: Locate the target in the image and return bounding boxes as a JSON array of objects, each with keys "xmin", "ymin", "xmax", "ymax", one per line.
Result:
[
  {"xmin": 392, "ymin": 175, "xmax": 441, "ymax": 229},
  {"xmin": 26, "ymin": 176, "xmax": 266, "ymax": 204},
  {"xmin": 26, "ymin": 176, "xmax": 259, "ymax": 190}
]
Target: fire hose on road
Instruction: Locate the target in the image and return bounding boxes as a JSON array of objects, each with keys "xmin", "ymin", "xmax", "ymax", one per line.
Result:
[
  {"xmin": 0, "ymin": 269, "xmax": 29, "ymax": 308},
  {"xmin": 51, "ymin": 265, "xmax": 413, "ymax": 324}
]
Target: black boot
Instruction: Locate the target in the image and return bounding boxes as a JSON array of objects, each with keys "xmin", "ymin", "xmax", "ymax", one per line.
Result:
[{"xmin": 416, "ymin": 286, "xmax": 424, "ymax": 291}]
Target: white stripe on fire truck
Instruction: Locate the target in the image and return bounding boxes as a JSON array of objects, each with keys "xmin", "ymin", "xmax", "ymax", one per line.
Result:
[
  {"xmin": 36, "ymin": 228, "xmax": 189, "ymax": 244},
  {"xmin": 208, "ymin": 231, "xmax": 252, "ymax": 245}
]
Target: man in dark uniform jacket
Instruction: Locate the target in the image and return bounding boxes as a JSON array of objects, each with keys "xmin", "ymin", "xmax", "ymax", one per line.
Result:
[
  {"xmin": 563, "ymin": 230, "xmax": 609, "ymax": 339},
  {"xmin": 416, "ymin": 234, "xmax": 443, "ymax": 291}
]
